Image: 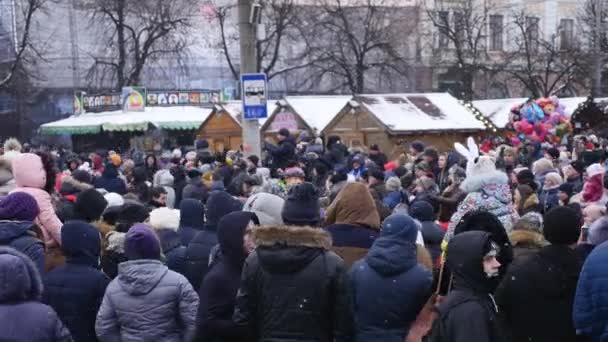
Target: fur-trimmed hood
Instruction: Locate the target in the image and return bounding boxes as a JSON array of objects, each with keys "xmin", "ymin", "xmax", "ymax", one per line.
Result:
[
  {"xmin": 252, "ymin": 225, "xmax": 332, "ymax": 250},
  {"xmin": 460, "ymin": 170, "xmax": 509, "ymax": 194},
  {"xmin": 60, "ymin": 175, "xmax": 93, "ymax": 195},
  {"xmin": 252, "ymin": 225, "xmax": 333, "ymax": 273},
  {"xmin": 509, "ymin": 229, "xmax": 547, "ymax": 250},
  {"xmin": 106, "ymin": 231, "xmax": 126, "ymax": 253}
]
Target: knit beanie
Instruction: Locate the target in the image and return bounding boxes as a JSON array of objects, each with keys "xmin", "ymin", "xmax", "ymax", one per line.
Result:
[
  {"xmin": 532, "ymin": 158, "xmax": 553, "ymax": 176},
  {"xmin": 513, "ymin": 212, "xmax": 543, "ymax": 234},
  {"xmin": 516, "ymin": 169, "xmax": 537, "ymax": 191},
  {"xmin": 0, "ymin": 192, "xmax": 39, "ymax": 221},
  {"xmin": 546, "ymin": 147, "xmax": 560, "ymax": 160},
  {"xmin": 543, "ymin": 206, "xmax": 581, "ymax": 245},
  {"xmin": 124, "ymin": 224, "xmax": 161, "ymax": 260},
  {"xmin": 385, "ymin": 176, "xmax": 402, "ymax": 192},
  {"xmin": 283, "ymin": 166, "xmax": 305, "ymax": 179},
  {"xmin": 74, "ymin": 189, "xmax": 108, "ymax": 222},
  {"xmin": 281, "ymin": 182, "xmax": 321, "ymax": 226},
  {"xmin": 410, "ymin": 141, "xmax": 425, "ymax": 154},
  {"xmin": 278, "ymin": 128, "xmax": 290, "ymax": 138},
  {"xmin": 558, "ymin": 183, "xmax": 574, "ymax": 197}
]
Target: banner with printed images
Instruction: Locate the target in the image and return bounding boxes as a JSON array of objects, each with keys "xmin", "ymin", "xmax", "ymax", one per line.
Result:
[{"xmin": 121, "ymin": 87, "xmax": 147, "ymax": 112}]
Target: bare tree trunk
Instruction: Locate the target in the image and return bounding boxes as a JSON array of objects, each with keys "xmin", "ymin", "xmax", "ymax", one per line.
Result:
[{"xmin": 116, "ymin": 0, "xmax": 126, "ymax": 87}]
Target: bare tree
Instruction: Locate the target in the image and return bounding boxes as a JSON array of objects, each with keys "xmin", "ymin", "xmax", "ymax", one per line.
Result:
[
  {"xmin": 502, "ymin": 11, "xmax": 585, "ymax": 98},
  {"xmin": 425, "ymin": 0, "xmax": 491, "ymax": 100},
  {"xmin": 0, "ymin": 0, "xmax": 48, "ymax": 88},
  {"xmin": 303, "ymin": 0, "xmax": 415, "ymax": 94},
  {"xmin": 86, "ymin": 0, "xmax": 196, "ymax": 88},
  {"xmin": 210, "ymin": 0, "xmax": 315, "ymax": 82}
]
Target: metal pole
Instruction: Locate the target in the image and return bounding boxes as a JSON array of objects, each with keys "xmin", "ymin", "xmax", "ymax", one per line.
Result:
[
  {"xmin": 593, "ymin": 0, "xmax": 603, "ymax": 97},
  {"xmin": 238, "ymin": 0, "xmax": 261, "ymax": 157}
]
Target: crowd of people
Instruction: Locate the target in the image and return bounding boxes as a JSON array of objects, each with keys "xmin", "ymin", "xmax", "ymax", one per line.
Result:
[{"xmin": 1, "ymin": 128, "xmax": 608, "ymax": 341}]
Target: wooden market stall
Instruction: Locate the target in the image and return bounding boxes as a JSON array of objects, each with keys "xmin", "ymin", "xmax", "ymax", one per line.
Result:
[
  {"xmin": 196, "ymin": 102, "xmax": 243, "ymax": 152},
  {"xmin": 40, "ymin": 106, "xmax": 212, "ymax": 152},
  {"xmin": 570, "ymin": 96, "xmax": 608, "ymax": 134},
  {"xmin": 321, "ymin": 93, "xmax": 487, "ymax": 156},
  {"xmin": 261, "ymin": 96, "xmax": 351, "ymax": 141}
]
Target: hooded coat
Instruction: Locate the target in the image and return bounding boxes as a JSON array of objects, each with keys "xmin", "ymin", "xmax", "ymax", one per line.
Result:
[
  {"xmin": 0, "ymin": 246, "xmax": 72, "ymax": 341},
  {"xmin": 11, "ymin": 153, "xmax": 63, "ymax": 247},
  {"xmin": 184, "ymin": 191, "xmax": 243, "ymax": 290},
  {"xmin": 156, "ymin": 228, "xmax": 187, "ymax": 276},
  {"xmin": 574, "ymin": 243, "xmax": 608, "ymax": 342},
  {"xmin": 447, "ymin": 171, "xmax": 518, "ymax": 237},
  {"xmin": 349, "ymin": 214, "xmax": 432, "ymax": 341},
  {"xmin": 57, "ymin": 175, "xmax": 94, "ymax": 222},
  {"xmin": 427, "ymin": 232, "xmax": 506, "ymax": 342},
  {"xmin": 0, "ymin": 158, "xmax": 16, "ymax": 196},
  {"xmin": 95, "ymin": 259, "xmax": 199, "ymax": 342},
  {"xmin": 233, "ymin": 225, "xmax": 352, "ymax": 341},
  {"xmin": 325, "ymin": 182, "xmax": 381, "ymax": 268},
  {"xmin": 195, "ymin": 212, "xmax": 253, "ymax": 342},
  {"xmin": 94, "ymin": 164, "xmax": 127, "ymax": 195},
  {"xmin": 242, "ymin": 192, "xmax": 285, "ymax": 226},
  {"xmin": 509, "ymin": 229, "xmax": 546, "ymax": 261},
  {"xmin": 409, "ymin": 201, "xmax": 445, "ymax": 264},
  {"xmin": 153, "ymin": 169, "xmax": 176, "ymax": 209},
  {"xmin": 178, "ymin": 199, "xmax": 205, "ymax": 246},
  {"xmin": 43, "ymin": 221, "xmax": 110, "ymax": 342},
  {"xmin": 0, "ymin": 220, "xmax": 44, "ymax": 273},
  {"xmin": 496, "ymin": 244, "xmax": 583, "ymax": 342},
  {"xmin": 182, "ymin": 175, "xmax": 209, "ymax": 204}
]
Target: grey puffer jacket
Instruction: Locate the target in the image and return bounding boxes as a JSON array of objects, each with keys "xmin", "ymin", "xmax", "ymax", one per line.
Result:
[{"xmin": 95, "ymin": 259, "xmax": 199, "ymax": 342}]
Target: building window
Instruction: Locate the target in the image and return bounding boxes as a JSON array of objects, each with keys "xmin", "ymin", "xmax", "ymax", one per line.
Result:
[
  {"xmin": 560, "ymin": 18, "xmax": 574, "ymax": 50},
  {"xmin": 489, "ymin": 15, "xmax": 503, "ymax": 51},
  {"xmin": 437, "ymin": 11, "xmax": 449, "ymax": 48},
  {"xmin": 525, "ymin": 16, "xmax": 540, "ymax": 53}
]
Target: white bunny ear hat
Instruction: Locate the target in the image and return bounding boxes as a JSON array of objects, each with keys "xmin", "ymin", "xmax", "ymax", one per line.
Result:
[{"xmin": 454, "ymin": 137, "xmax": 497, "ymax": 178}]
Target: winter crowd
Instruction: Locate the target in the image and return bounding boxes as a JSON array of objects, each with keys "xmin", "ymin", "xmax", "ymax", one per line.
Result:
[{"xmin": 2, "ymin": 128, "xmax": 608, "ymax": 342}]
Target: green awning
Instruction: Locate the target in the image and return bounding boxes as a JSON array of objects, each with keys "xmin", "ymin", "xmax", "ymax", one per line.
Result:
[
  {"xmin": 102, "ymin": 122, "xmax": 149, "ymax": 132},
  {"xmin": 39, "ymin": 125, "xmax": 102, "ymax": 135},
  {"xmin": 155, "ymin": 121, "xmax": 202, "ymax": 130}
]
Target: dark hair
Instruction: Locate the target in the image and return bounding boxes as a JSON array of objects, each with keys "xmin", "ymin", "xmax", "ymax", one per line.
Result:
[
  {"xmin": 248, "ymin": 155, "xmax": 259, "ymax": 166},
  {"xmin": 37, "ymin": 151, "xmax": 57, "ymax": 194},
  {"xmin": 150, "ymin": 186, "xmax": 167, "ymax": 199}
]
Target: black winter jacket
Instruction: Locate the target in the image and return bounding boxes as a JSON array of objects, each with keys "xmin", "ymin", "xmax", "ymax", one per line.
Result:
[
  {"xmin": 265, "ymin": 137, "xmax": 296, "ymax": 171},
  {"xmin": 427, "ymin": 231, "xmax": 508, "ymax": 342},
  {"xmin": 233, "ymin": 225, "xmax": 353, "ymax": 342},
  {"xmin": 495, "ymin": 244, "xmax": 585, "ymax": 342}
]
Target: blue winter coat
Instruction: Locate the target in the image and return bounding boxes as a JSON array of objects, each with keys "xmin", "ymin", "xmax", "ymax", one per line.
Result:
[
  {"xmin": 43, "ymin": 221, "xmax": 110, "ymax": 342},
  {"xmin": 574, "ymin": 242, "xmax": 608, "ymax": 341},
  {"xmin": 93, "ymin": 164, "xmax": 127, "ymax": 195},
  {"xmin": 539, "ymin": 187, "xmax": 560, "ymax": 214},
  {"xmin": 0, "ymin": 246, "xmax": 72, "ymax": 341},
  {"xmin": 383, "ymin": 191, "xmax": 402, "ymax": 210},
  {"xmin": 178, "ymin": 199, "xmax": 205, "ymax": 246},
  {"xmin": 349, "ymin": 215, "xmax": 433, "ymax": 341},
  {"xmin": 0, "ymin": 220, "xmax": 44, "ymax": 273}
]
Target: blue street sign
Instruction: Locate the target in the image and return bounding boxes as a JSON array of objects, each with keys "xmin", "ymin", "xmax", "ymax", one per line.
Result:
[{"xmin": 241, "ymin": 73, "xmax": 268, "ymax": 120}]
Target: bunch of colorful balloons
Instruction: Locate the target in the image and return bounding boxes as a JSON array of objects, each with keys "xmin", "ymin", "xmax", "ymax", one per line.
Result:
[{"xmin": 509, "ymin": 96, "xmax": 572, "ymax": 145}]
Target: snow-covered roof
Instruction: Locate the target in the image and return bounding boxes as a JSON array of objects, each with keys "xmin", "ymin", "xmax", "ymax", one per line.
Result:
[
  {"xmin": 40, "ymin": 106, "xmax": 212, "ymax": 134},
  {"xmin": 356, "ymin": 93, "xmax": 485, "ymax": 132},
  {"xmin": 472, "ymin": 98, "xmax": 528, "ymax": 129},
  {"xmin": 283, "ymin": 96, "xmax": 352, "ymax": 132},
  {"xmin": 474, "ymin": 97, "xmax": 591, "ymax": 129}
]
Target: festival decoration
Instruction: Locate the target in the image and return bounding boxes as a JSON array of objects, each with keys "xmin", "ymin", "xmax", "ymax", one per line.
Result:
[{"xmin": 509, "ymin": 96, "xmax": 572, "ymax": 145}]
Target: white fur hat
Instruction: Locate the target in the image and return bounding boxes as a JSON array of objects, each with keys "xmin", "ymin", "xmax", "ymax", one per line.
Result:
[
  {"xmin": 454, "ymin": 137, "xmax": 496, "ymax": 177},
  {"xmin": 172, "ymin": 148, "xmax": 182, "ymax": 159},
  {"xmin": 148, "ymin": 207, "xmax": 180, "ymax": 231},
  {"xmin": 104, "ymin": 193, "xmax": 125, "ymax": 208},
  {"xmin": 587, "ymin": 163, "xmax": 605, "ymax": 178}
]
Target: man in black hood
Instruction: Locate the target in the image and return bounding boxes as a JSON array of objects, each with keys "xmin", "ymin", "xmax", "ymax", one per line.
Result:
[
  {"xmin": 427, "ymin": 231, "xmax": 506, "ymax": 342},
  {"xmin": 233, "ymin": 183, "xmax": 352, "ymax": 341},
  {"xmin": 183, "ymin": 191, "xmax": 242, "ymax": 290},
  {"xmin": 263, "ymin": 128, "xmax": 296, "ymax": 171}
]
